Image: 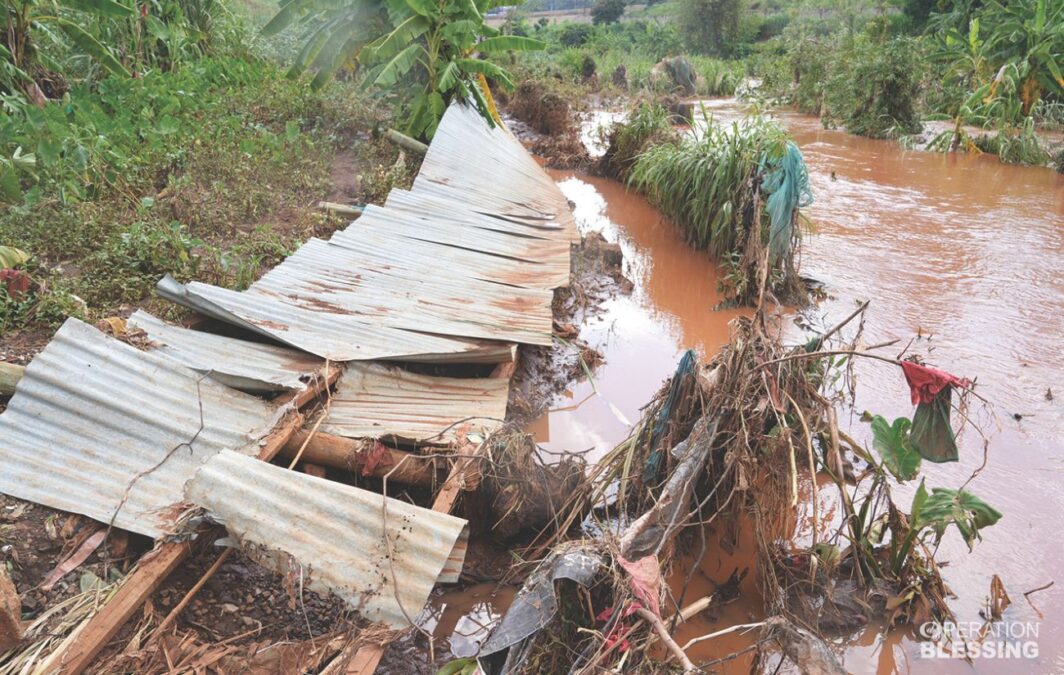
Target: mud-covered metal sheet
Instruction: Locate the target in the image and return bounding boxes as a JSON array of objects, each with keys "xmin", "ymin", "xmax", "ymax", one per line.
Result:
[
  {"xmin": 157, "ymin": 276, "xmax": 509, "ymax": 362},
  {"xmin": 128, "ymin": 310, "xmax": 324, "ymax": 393},
  {"xmin": 0, "ymin": 319, "xmax": 284, "ymax": 538},
  {"xmin": 414, "ymin": 103, "xmax": 578, "ymax": 242},
  {"xmin": 321, "ymin": 363, "xmax": 509, "ymax": 443},
  {"xmin": 186, "ymin": 450, "xmax": 469, "ymax": 628}
]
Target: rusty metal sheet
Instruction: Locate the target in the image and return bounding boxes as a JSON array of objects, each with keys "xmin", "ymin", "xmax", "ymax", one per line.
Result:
[
  {"xmin": 157, "ymin": 276, "xmax": 509, "ymax": 362},
  {"xmin": 326, "ymin": 225, "xmax": 561, "ymax": 291},
  {"xmin": 248, "ymin": 238, "xmax": 553, "ymax": 346},
  {"xmin": 0, "ymin": 318, "xmax": 285, "ymax": 539},
  {"xmin": 127, "ymin": 310, "xmax": 324, "ymax": 393},
  {"xmin": 415, "ymin": 103, "xmax": 578, "ymax": 242},
  {"xmin": 385, "ymin": 189, "xmax": 565, "ymax": 238},
  {"xmin": 346, "ymin": 204, "xmax": 570, "ymax": 279},
  {"xmin": 186, "ymin": 450, "xmax": 469, "ymax": 628},
  {"xmin": 321, "ymin": 363, "xmax": 509, "ymax": 443}
]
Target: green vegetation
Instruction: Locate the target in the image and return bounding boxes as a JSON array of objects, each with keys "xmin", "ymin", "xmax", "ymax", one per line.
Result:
[
  {"xmin": 263, "ymin": 0, "xmax": 544, "ymax": 138},
  {"xmin": 498, "ymin": 21, "xmax": 746, "ymax": 96},
  {"xmin": 0, "ymin": 56, "xmax": 398, "ymax": 333},
  {"xmin": 675, "ymin": 0, "xmax": 740, "ymax": 56},
  {"xmin": 625, "ymin": 114, "xmax": 810, "ymax": 304},
  {"xmin": 590, "ymin": 0, "xmax": 625, "ymax": 24}
]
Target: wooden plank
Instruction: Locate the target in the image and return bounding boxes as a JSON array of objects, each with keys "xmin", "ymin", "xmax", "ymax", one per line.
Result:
[
  {"xmin": 51, "ymin": 540, "xmax": 191, "ymax": 674},
  {"xmin": 0, "ymin": 362, "xmax": 24, "ymax": 396}
]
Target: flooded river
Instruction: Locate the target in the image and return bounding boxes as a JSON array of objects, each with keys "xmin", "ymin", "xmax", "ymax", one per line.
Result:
[{"xmin": 528, "ymin": 102, "xmax": 1064, "ymax": 672}]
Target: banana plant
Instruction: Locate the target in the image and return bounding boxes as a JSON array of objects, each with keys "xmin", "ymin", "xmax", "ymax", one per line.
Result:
[
  {"xmin": 1, "ymin": 0, "xmax": 133, "ymax": 99},
  {"xmin": 264, "ymin": 0, "xmax": 544, "ymax": 138}
]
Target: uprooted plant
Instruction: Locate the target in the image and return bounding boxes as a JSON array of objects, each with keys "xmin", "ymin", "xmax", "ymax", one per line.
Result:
[{"xmin": 482, "ymin": 299, "xmax": 1002, "ymax": 673}]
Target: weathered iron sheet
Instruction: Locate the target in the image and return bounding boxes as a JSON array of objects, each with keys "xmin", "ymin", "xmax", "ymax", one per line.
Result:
[
  {"xmin": 248, "ymin": 238, "xmax": 553, "ymax": 346},
  {"xmin": 156, "ymin": 101, "xmax": 570, "ymax": 362},
  {"xmin": 157, "ymin": 276, "xmax": 508, "ymax": 362},
  {"xmin": 414, "ymin": 103, "xmax": 578, "ymax": 242},
  {"xmin": 346, "ymin": 204, "xmax": 570, "ymax": 282},
  {"xmin": 128, "ymin": 310, "xmax": 324, "ymax": 393},
  {"xmin": 0, "ymin": 319, "xmax": 285, "ymax": 538},
  {"xmin": 186, "ymin": 450, "xmax": 469, "ymax": 628},
  {"xmin": 321, "ymin": 363, "xmax": 509, "ymax": 443},
  {"xmin": 326, "ymin": 225, "xmax": 561, "ymax": 291}
]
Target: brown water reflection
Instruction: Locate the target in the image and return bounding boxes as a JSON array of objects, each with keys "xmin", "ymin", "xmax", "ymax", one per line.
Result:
[{"xmin": 531, "ymin": 102, "xmax": 1064, "ymax": 672}]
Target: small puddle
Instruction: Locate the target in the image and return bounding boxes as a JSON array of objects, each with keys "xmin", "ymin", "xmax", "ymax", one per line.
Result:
[
  {"xmin": 425, "ymin": 583, "xmax": 517, "ymax": 658},
  {"xmin": 527, "ymin": 99, "xmax": 1064, "ymax": 672}
]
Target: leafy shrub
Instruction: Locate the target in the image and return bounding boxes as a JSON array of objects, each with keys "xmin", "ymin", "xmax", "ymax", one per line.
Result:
[
  {"xmin": 675, "ymin": 0, "xmax": 740, "ymax": 56},
  {"xmin": 591, "ymin": 0, "xmax": 626, "ymax": 25},
  {"xmin": 822, "ymin": 34, "xmax": 924, "ymax": 138}
]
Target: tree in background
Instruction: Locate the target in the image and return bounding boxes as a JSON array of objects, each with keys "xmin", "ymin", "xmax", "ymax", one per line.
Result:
[
  {"xmin": 675, "ymin": 0, "xmax": 741, "ymax": 55},
  {"xmin": 591, "ymin": 0, "xmax": 626, "ymax": 25}
]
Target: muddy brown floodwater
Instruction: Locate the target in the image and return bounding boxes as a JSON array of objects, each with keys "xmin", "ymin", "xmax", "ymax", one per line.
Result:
[{"xmin": 527, "ymin": 100, "xmax": 1064, "ymax": 672}]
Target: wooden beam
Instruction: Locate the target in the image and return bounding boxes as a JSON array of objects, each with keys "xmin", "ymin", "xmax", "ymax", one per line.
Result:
[
  {"xmin": 383, "ymin": 129, "xmax": 428, "ymax": 155},
  {"xmin": 278, "ymin": 430, "xmax": 441, "ymax": 484},
  {"xmin": 50, "ymin": 540, "xmax": 192, "ymax": 674}
]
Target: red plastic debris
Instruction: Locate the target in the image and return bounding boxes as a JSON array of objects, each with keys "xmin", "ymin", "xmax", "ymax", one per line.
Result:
[{"xmin": 900, "ymin": 360, "xmax": 971, "ymax": 406}]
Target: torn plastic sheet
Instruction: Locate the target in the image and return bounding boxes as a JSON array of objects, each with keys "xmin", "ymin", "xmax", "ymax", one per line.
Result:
[{"xmin": 477, "ymin": 545, "xmax": 604, "ymax": 675}]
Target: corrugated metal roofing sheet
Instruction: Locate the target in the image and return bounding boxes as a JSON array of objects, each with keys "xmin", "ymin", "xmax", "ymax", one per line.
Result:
[
  {"xmin": 414, "ymin": 103, "xmax": 578, "ymax": 243},
  {"xmin": 321, "ymin": 363, "xmax": 509, "ymax": 443},
  {"xmin": 157, "ymin": 276, "xmax": 503, "ymax": 363},
  {"xmin": 128, "ymin": 310, "xmax": 324, "ymax": 393},
  {"xmin": 186, "ymin": 450, "xmax": 469, "ymax": 628},
  {"xmin": 249, "ymin": 238, "xmax": 553, "ymax": 346},
  {"xmin": 0, "ymin": 319, "xmax": 285, "ymax": 538}
]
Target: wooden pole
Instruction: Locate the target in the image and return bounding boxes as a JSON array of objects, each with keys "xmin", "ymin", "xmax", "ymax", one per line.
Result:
[
  {"xmin": 278, "ymin": 431, "xmax": 442, "ymax": 485},
  {"xmin": 0, "ymin": 362, "xmax": 24, "ymax": 396},
  {"xmin": 383, "ymin": 129, "xmax": 428, "ymax": 155}
]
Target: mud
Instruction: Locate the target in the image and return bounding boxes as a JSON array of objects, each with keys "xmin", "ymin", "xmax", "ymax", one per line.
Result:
[
  {"xmin": 507, "ymin": 231, "xmax": 632, "ymax": 426},
  {"xmin": 504, "ymin": 82, "xmax": 591, "ymax": 170}
]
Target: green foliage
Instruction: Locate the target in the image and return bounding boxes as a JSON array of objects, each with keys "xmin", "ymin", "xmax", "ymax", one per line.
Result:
[
  {"xmin": 267, "ymin": 0, "xmax": 544, "ymax": 139},
  {"xmin": 761, "ymin": 28, "xmax": 923, "ymax": 138},
  {"xmin": 914, "ymin": 484, "xmax": 1003, "ymax": 551},
  {"xmin": 869, "ymin": 415, "xmax": 921, "ymax": 481},
  {"xmin": 590, "ymin": 0, "xmax": 625, "ymax": 24},
  {"xmin": 0, "ymin": 56, "xmax": 380, "ymax": 330},
  {"xmin": 675, "ymin": 0, "xmax": 740, "ymax": 56},
  {"xmin": 822, "ymin": 33, "xmax": 923, "ymax": 138},
  {"xmin": 626, "ymin": 115, "xmax": 807, "ymax": 304},
  {"xmin": 598, "ymin": 102, "xmax": 675, "ymax": 179},
  {"xmin": 932, "ymin": 0, "xmax": 1063, "ymax": 130}
]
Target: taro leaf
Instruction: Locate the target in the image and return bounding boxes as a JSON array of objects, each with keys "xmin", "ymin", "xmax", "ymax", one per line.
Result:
[
  {"xmin": 0, "ymin": 246, "xmax": 30, "ymax": 268},
  {"xmin": 915, "ymin": 487, "xmax": 1002, "ymax": 550},
  {"xmin": 870, "ymin": 415, "xmax": 921, "ymax": 482}
]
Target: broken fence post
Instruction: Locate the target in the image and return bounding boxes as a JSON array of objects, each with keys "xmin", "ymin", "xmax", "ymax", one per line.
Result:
[
  {"xmin": 0, "ymin": 565, "xmax": 22, "ymax": 652},
  {"xmin": 384, "ymin": 129, "xmax": 428, "ymax": 155}
]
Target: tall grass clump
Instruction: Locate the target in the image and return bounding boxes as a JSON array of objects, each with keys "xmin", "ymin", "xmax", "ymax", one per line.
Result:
[{"xmin": 628, "ymin": 116, "xmax": 811, "ymax": 305}]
